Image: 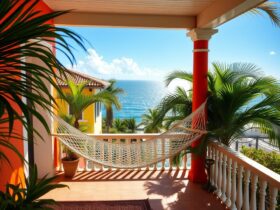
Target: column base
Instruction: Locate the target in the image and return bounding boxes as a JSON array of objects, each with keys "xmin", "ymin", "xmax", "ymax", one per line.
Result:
[{"xmin": 188, "ymin": 153, "xmax": 207, "ymax": 183}]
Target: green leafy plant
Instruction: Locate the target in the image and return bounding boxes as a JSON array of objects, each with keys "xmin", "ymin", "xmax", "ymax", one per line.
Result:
[
  {"xmin": 103, "ymin": 80, "xmax": 124, "ymax": 133},
  {"xmin": 241, "ymin": 146, "xmax": 280, "ymax": 174},
  {"xmin": 141, "ymin": 108, "xmax": 163, "ymax": 133},
  {"xmin": 0, "ymin": 0, "xmax": 86, "ymax": 162},
  {"xmin": 123, "ymin": 118, "xmax": 138, "ymax": 133},
  {"xmin": 113, "ymin": 118, "xmax": 127, "ymax": 133},
  {"xmin": 57, "ymin": 80, "xmax": 119, "ymax": 129},
  {"xmin": 161, "ymin": 62, "xmax": 280, "ymax": 148},
  {"xmin": 0, "ymin": 165, "xmax": 67, "ymax": 210}
]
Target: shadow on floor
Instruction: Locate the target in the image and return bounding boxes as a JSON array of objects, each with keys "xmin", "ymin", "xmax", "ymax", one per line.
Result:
[
  {"xmin": 55, "ymin": 169, "xmax": 188, "ymax": 182},
  {"xmin": 143, "ymin": 173, "xmax": 225, "ymax": 210}
]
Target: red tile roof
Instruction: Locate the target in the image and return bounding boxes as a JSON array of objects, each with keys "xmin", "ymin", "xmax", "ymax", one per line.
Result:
[{"xmin": 57, "ymin": 69, "xmax": 109, "ymax": 89}]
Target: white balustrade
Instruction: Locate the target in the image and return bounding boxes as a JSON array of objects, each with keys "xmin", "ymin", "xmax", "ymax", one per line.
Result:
[
  {"xmin": 55, "ymin": 134, "xmax": 280, "ymax": 210},
  {"xmin": 208, "ymin": 141, "xmax": 280, "ymax": 210},
  {"xmin": 56, "ymin": 133, "xmax": 189, "ymax": 172}
]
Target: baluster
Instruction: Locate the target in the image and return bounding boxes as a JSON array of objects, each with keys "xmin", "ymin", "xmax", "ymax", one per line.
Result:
[
  {"xmin": 108, "ymin": 138, "xmax": 112, "ymax": 170},
  {"xmin": 161, "ymin": 138, "xmax": 165, "ymax": 170},
  {"xmin": 116, "ymin": 139, "xmax": 121, "ymax": 167},
  {"xmin": 153, "ymin": 140, "xmax": 158, "ymax": 170},
  {"xmin": 226, "ymin": 158, "xmax": 232, "ymax": 207},
  {"xmin": 250, "ymin": 174, "xmax": 258, "ymax": 210},
  {"xmin": 236, "ymin": 165, "xmax": 244, "ymax": 210},
  {"xmin": 269, "ymin": 186, "xmax": 278, "ymax": 210},
  {"xmin": 217, "ymin": 152, "xmax": 223, "ymax": 198},
  {"xmin": 259, "ymin": 180, "xmax": 267, "ymax": 210},
  {"xmin": 230, "ymin": 161, "xmax": 237, "ymax": 210},
  {"xmin": 242, "ymin": 169, "xmax": 250, "ymax": 210},
  {"xmin": 183, "ymin": 149, "xmax": 187, "ymax": 170},
  {"xmin": 169, "ymin": 139, "xmax": 173, "ymax": 170},
  {"xmin": 221, "ymin": 154, "xmax": 227, "ymax": 202},
  {"xmin": 137, "ymin": 138, "xmax": 141, "ymax": 170},
  {"xmin": 210, "ymin": 147, "xmax": 215, "ymax": 185},
  {"xmin": 214, "ymin": 149, "xmax": 219, "ymax": 190},
  {"xmin": 100, "ymin": 140, "xmax": 104, "ymax": 171},
  {"xmin": 126, "ymin": 138, "xmax": 131, "ymax": 167}
]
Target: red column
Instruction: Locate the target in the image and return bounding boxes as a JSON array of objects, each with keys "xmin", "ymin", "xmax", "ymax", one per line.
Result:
[{"xmin": 187, "ymin": 29, "xmax": 217, "ymax": 183}]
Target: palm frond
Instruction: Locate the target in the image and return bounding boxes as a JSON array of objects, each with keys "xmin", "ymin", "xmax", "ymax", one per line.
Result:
[{"xmin": 250, "ymin": 1, "xmax": 280, "ymax": 27}]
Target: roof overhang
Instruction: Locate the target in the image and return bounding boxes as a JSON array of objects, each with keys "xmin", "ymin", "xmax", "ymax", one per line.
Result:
[{"xmin": 44, "ymin": 0, "xmax": 266, "ymax": 29}]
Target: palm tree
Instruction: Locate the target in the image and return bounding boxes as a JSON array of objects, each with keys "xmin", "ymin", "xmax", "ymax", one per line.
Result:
[
  {"xmin": 113, "ymin": 118, "xmax": 127, "ymax": 133},
  {"xmin": 124, "ymin": 118, "xmax": 137, "ymax": 133},
  {"xmin": 251, "ymin": 1, "xmax": 280, "ymax": 27},
  {"xmin": 58, "ymin": 80, "xmax": 119, "ymax": 129},
  {"xmin": 141, "ymin": 108, "xmax": 163, "ymax": 133},
  {"xmin": 0, "ymin": 0, "xmax": 86, "ymax": 163},
  {"xmin": 163, "ymin": 62, "xmax": 280, "ymax": 148},
  {"xmin": 156, "ymin": 86, "xmax": 192, "ymax": 129},
  {"xmin": 104, "ymin": 80, "xmax": 124, "ymax": 133}
]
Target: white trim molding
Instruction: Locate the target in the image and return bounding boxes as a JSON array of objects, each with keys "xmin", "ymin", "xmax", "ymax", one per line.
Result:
[{"xmin": 187, "ymin": 28, "xmax": 218, "ymax": 41}]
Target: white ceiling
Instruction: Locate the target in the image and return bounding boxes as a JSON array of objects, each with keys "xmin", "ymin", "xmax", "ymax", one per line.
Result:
[{"xmin": 44, "ymin": 0, "xmax": 216, "ymax": 16}]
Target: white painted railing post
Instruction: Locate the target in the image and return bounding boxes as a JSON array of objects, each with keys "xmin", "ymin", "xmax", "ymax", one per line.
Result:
[
  {"xmin": 230, "ymin": 161, "xmax": 237, "ymax": 210},
  {"xmin": 215, "ymin": 149, "xmax": 219, "ymax": 190},
  {"xmin": 242, "ymin": 169, "xmax": 250, "ymax": 210},
  {"xmin": 269, "ymin": 186, "xmax": 278, "ymax": 210},
  {"xmin": 250, "ymin": 174, "xmax": 258, "ymax": 210},
  {"xmin": 153, "ymin": 141, "xmax": 157, "ymax": 170},
  {"xmin": 137, "ymin": 138, "xmax": 141, "ymax": 170},
  {"xmin": 161, "ymin": 139, "xmax": 165, "ymax": 170},
  {"xmin": 226, "ymin": 158, "xmax": 232, "ymax": 207},
  {"xmin": 210, "ymin": 147, "xmax": 215, "ymax": 185},
  {"xmin": 217, "ymin": 152, "xmax": 223, "ymax": 198},
  {"xmin": 259, "ymin": 180, "xmax": 267, "ymax": 210},
  {"xmin": 236, "ymin": 165, "xmax": 243, "ymax": 210},
  {"xmin": 183, "ymin": 149, "xmax": 187, "ymax": 169},
  {"xmin": 108, "ymin": 138, "xmax": 112, "ymax": 170},
  {"xmin": 221, "ymin": 154, "xmax": 227, "ymax": 202},
  {"xmin": 116, "ymin": 139, "xmax": 121, "ymax": 167}
]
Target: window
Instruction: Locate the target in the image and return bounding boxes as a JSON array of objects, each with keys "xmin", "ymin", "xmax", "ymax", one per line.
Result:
[{"xmin": 69, "ymin": 105, "xmax": 83, "ymax": 120}]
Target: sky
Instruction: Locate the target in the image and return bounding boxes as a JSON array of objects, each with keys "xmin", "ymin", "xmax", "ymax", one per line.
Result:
[{"xmin": 56, "ymin": 6, "xmax": 280, "ymax": 82}]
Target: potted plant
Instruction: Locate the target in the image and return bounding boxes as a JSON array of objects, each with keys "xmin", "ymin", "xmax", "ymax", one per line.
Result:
[{"xmin": 61, "ymin": 146, "xmax": 80, "ymax": 177}]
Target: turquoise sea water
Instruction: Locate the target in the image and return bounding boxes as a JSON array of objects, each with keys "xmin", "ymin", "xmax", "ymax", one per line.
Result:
[{"xmin": 103, "ymin": 80, "xmax": 167, "ymax": 123}]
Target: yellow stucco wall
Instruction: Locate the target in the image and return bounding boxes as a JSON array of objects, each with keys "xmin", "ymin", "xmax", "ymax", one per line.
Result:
[{"xmin": 55, "ymin": 87, "xmax": 101, "ymax": 134}]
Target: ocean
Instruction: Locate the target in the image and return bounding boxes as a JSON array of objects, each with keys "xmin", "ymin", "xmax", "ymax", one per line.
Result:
[{"xmin": 103, "ymin": 80, "xmax": 167, "ymax": 124}]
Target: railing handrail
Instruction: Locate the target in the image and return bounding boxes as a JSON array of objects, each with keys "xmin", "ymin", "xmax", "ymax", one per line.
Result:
[
  {"xmin": 88, "ymin": 133, "xmax": 161, "ymax": 139},
  {"xmin": 209, "ymin": 141, "xmax": 280, "ymax": 188}
]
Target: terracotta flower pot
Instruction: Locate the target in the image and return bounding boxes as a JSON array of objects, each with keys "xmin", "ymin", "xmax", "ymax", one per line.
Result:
[{"xmin": 62, "ymin": 158, "xmax": 79, "ymax": 178}]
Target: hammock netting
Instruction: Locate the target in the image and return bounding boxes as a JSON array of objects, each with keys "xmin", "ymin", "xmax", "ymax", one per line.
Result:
[{"xmin": 53, "ymin": 102, "xmax": 207, "ymax": 169}]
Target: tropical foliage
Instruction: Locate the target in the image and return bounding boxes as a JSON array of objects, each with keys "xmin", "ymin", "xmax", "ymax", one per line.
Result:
[
  {"xmin": 103, "ymin": 80, "xmax": 124, "ymax": 133},
  {"xmin": 0, "ymin": 0, "xmax": 86, "ymax": 163},
  {"xmin": 157, "ymin": 62, "xmax": 280, "ymax": 148},
  {"xmin": 141, "ymin": 108, "xmax": 163, "ymax": 133},
  {"xmin": 124, "ymin": 118, "xmax": 137, "ymax": 133},
  {"xmin": 57, "ymin": 80, "xmax": 119, "ymax": 129},
  {"xmin": 241, "ymin": 146, "xmax": 280, "ymax": 174},
  {"xmin": 0, "ymin": 0, "xmax": 86, "ymax": 208},
  {"xmin": 0, "ymin": 165, "xmax": 67, "ymax": 210},
  {"xmin": 251, "ymin": 1, "xmax": 280, "ymax": 27}
]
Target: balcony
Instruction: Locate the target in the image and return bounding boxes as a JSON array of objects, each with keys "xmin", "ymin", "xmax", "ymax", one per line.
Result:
[{"xmin": 42, "ymin": 134, "xmax": 280, "ymax": 210}]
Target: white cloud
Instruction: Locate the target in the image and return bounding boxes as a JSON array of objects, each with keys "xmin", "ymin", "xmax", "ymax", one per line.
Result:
[
  {"xmin": 71, "ymin": 49, "xmax": 165, "ymax": 81},
  {"xmin": 269, "ymin": 51, "xmax": 276, "ymax": 55}
]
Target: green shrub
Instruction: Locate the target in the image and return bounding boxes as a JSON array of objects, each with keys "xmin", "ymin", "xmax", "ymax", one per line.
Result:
[{"xmin": 241, "ymin": 146, "xmax": 280, "ymax": 174}]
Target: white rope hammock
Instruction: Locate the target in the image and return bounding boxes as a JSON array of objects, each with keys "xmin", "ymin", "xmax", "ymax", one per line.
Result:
[{"xmin": 53, "ymin": 102, "xmax": 207, "ymax": 169}]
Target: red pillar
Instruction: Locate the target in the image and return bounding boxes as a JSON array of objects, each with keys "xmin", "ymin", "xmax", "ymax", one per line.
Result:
[{"xmin": 187, "ymin": 29, "xmax": 217, "ymax": 183}]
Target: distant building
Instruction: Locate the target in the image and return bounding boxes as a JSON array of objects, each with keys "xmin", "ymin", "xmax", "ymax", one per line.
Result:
[{"xmin": 56, "ymin": 69, "xmax": 109, "ymax": 134}]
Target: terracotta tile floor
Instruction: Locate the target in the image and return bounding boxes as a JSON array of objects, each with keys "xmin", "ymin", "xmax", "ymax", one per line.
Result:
[{"xmin": 42, "ymin": 169, "xmax": 226, "ymax": 210}]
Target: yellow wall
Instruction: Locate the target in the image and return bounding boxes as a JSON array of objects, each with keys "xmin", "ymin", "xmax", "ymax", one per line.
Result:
[{"xmin": 55, "ymin": 87, "xmax": 101, "ymax": 134}]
